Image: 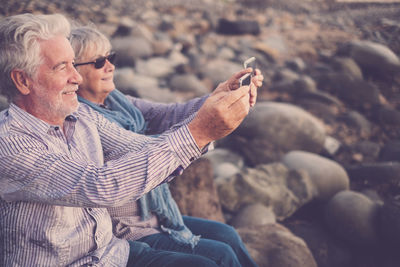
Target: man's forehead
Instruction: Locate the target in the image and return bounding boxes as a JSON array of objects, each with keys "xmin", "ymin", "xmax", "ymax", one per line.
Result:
[{"xmin": 38, "ymin": 35, "xmax": 75, "ymax": 64}]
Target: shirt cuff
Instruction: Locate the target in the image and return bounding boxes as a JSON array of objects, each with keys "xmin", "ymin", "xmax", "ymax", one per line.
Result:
[{"xmin": 166, "ymin": 124, "xmax": 202, "ymax": 168}]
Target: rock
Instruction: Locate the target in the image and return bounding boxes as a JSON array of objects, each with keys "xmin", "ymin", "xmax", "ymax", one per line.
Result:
[
  {"xmin": 112, "ymin": 16, "xmax": 137, "ymax": 37},
  {"xmin": 202, "ymin": 148, "xmax": 245, "ymax": 177},
  {"xmin": 216, "ymin": 18, "xmax": 260, "ymax": 35},
  {"xmin": 217, "ymin": 163, "xmax": 316, "ymax": 220},
  {"xmin": 282, "ymin": 150, "xmax": 350, "ymax": 201},
  {"xmin": 350, "ymin": 141, "xmax": 381, "ymax": 162},
  {"xmin": 379, "ymin": 141, "xmax": 400, "ymax": 162},
  {"xmin": 169, "ymin": 74, "xmax": 209, "ymax": 96},
  {"xmin": 371, "ymin": 105, "xmax": 400, "ymax": 125},
  {"xmin": 237, "ymin": 223, "xmax": 318, "ymax": 267},
  {"xmin": 230, "ymin": 203, "xmax": 276, "ymax": 228},
  {"xmin": 324, "ymin": 190, "xmax": 381, "ymax": 246},
  {"xmin": 285, "ymin": 57, "xmax": 307, "ymax": 72},
  {"xmin": 214, "ymin": 162, "xmax": 241, "ymax": 180},
  {"xmin": 317, "ymin": 73, "xmax": 382, "ymax": 108},
  {"xmin": 111, "ymin": 36, "xmax": 154, "ymax": 66},
  {"xmin": 345, "ymin": 162, "xmax": 400, "ymax": 193},
  {"xmin": 323, "ymin": 136, "xmax": 341, "ymax": 156},
  {"xmin": 378, "ymin": 197, "xmax": 400, "ymax": 248},
  {"xmin": 151, "ymin": 37, "xmax": 174, "ymax": 56},
  {"xmin": 270, "ymin": 76, "xmax": 317, "ymax": 95},
  {"xmin": 361, "ymin": 189, "xmax": 384, "ymax": 205},
  {"xmin": 201, "ymin": 59, "xmax": 242, "ymax": 87},
  {"xmin": 339, "ymin": 111, "xmax": 372, "ymax": 138},
  {"xmin": 336, "ymin": 40, "xmax": 400, "ymax": 77},
  {"xmin": 293, "ymin": 76, "xmax": 318, "ymax": 94},
  {"xmin": 169, "ymin": 158, "xmax": 225, "ymax": 222},
  {"xmin": 285, "ymin": 220, "xmax": 353, "ymax": 267},
  {"xmin": 330, "ymin": 57, "xmax": 363, "ymax": 80},
  {"xmin": 135, "ymin": 57, "xmax": 174, "ymax": 78},
  {"xmin": 228, "ymin": 102, "xmax": 326, "ymax": 166},
  {"xmin": 273, "ymin": 68, "xmax": 300, "ymax": 82},
  {"xmin": 113, "ymin": 68, "xmax": 176, "ymax": 102}
]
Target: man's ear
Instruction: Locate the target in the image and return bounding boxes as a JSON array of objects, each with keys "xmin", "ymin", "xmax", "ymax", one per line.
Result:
[{"xmin": 10, "ymin": 69, "xmax": 31, "ymax": 95}]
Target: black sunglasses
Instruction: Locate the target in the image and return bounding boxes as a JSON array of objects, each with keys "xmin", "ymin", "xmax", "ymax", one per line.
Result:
[{"xmin": 74, "ymin": 52, "xmax": 116, "ymax": 69}]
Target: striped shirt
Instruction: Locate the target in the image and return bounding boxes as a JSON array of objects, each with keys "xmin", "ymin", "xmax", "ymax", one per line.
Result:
[
  {"xmin": 0, "ymin": 102, "xmax": 202, "ymax": 266},
  {"xmin": 106, "ymin": 95, "xmax": 207, "ymax": 242}
]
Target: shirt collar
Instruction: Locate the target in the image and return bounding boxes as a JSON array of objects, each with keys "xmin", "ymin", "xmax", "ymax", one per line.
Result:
[{"xmin": 8, "ymin": 103, "xmax": 80, "ymax": 134}]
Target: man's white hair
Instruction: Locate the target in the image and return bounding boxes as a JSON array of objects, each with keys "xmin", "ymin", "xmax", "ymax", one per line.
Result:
[{"xmin": 0, "ymin": 13, "xmax": 71, "ymax": 101}]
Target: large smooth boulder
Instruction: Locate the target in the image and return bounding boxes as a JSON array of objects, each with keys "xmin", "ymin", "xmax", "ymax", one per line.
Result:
[
  {"xmin": 169, "ymin": 158, "xmax": 225, "ymax": 222},
  {"xmin": 237, "ymin": 223, "xmax": 317, "ymax": 267},
  {"xmin": 111, "ymin": 36, "xmax": 154, "ymax": 67},
  {"xmin": 324, "ymin": 190, "xmax": 381, "ymax": 246},
  {"xmin": 226, "ymin": 101, "xmax": 326, "ymax": 166},
  {"xmin": 230, "ymin": 203, "xmax": 276, "ymax": 228},
  {"xmin": 337, "ymin": 40, "xmax": 400, "ymax": 76},
  {"xmin": 282, "ymin": 150, "xmax": 350, "ymax": 201},
  {"xmin": 285, "ymin": 220, "xmax": 353, "ymax": 267},
  {"xmin": 217, "ymin": 163, "xmax": 316, "ymax": 220}
]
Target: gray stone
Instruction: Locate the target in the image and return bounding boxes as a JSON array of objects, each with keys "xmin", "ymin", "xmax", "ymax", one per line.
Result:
[
  {"xmin": 202, "ymin": 148, "xmax": 245, "ymax": 172},
  {"xmin": 318, "ymin": 73, "xmax": 382, "ymax": 108},
  {"xmin": 330, "ymin": 57, "xmax": 363, "ymax": 80},
  {"xmin": 217, "ymin": 163, "xmax": 316, "ymax": 220},
  {"xmin": 378, "ymin": 198, "xmax": 400, "ymax": 247},
  {"xmin": 285, "ymin": 220, "xmax": 353, "ymax": 267},
  {"xmin": 324, "ymin": 190, "xmax": 380, "ymax": 246},
  {"xmin": 135, "ymin": 57, "xmax": 174, "ymax": 78},
  {"xmin": 230, "ymin": 203, "xmax": 276, "ymax": 228},
  {"xmin": 372, "ymin": 105, "xmax": 400, "ymax": 125},
  {"xmin": 229, "ymin": 102, "xmax": 326, "ymax": 165},
  {"xmin": 282, "ymin": 150, "xmax": 350, "ymax": 201},
  {"xmin": 337, "ymin": 40, "xmax": 400, "ymax": 76},
  {"xmin": 285, "ymin": 57, "xmax": 307, "ymax": 72},
  {"xmin": 169, "ymin": 74, "xmax": 209, "ymax": 96},
  {"xmin": 169, "ymin": 158, "xmax": 225, "ymax": 223},
  {"xmin": 111, "ymin": 37, "xmax": 153, "ymax": 66},
  {"xmin": 201, "ymin": 59, "xmax": 242, "ymax": 87},
  {"xmin": 114, "ymin": 69, "xmax": 176, "ymax": 103},
  {"xmin": 237, "ymin": 223, "xmax": 317, "ymax": 267},
  {"xmin": 345, "ymin": 162, "xmax": 400, "ymax": 189},
  {"xmin": 379, "ymin": 141, "xmax": 400, "ymax": 162},
  {"xmin": 351, "ymin": 141, "xmax": 381, "ymax": 162},
  {"xmin": 214, "ymin": 162, "xmax": 241, "ymax": 180},
  {"xmin": 339, "ymin": 111, "xmax": 372, "ymax": 137},
  {"xmin": 216, "ymin": 18, "xmax": 260, "ymax": 35}
]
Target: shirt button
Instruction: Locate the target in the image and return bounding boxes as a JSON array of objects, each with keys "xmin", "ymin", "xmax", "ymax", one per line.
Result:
[
  {"xmin": 189, "ymin": 157, "xmax": 195, "ymax": 162},
  {"xmin": 87, "ymin": 208, "xmax": 93, "ymax": 212},
  {"xmin": 54, "ymin": 126, "xmax": 59, "ymax": 131}
]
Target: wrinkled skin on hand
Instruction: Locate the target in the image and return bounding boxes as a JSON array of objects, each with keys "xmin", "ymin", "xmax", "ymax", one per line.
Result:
[{"xmin": 189, "ymin": 68, "xmax": 264, "ymax": 148}]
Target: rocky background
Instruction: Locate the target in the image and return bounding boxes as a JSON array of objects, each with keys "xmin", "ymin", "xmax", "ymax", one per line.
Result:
[{"xmin": 1, "ymin": 0, "xmax": 400, "ymax": 266}]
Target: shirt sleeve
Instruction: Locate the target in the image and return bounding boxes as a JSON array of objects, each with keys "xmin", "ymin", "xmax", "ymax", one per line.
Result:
[
  {"xmin": 125, "ymin": 94, "xmax": 208, "ymax": 135},
  {"xmin": 0, "ymin": 106, "xmax": 202, "ymax": 208}
]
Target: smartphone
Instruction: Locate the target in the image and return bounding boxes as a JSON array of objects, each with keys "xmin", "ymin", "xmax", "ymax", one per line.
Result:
[{"xmin": 239, "ymin": 57, "xmax": 256, "ymax": 87}]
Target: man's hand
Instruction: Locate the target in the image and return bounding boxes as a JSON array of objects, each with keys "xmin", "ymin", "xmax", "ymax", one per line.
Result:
[
  {"xmin": 188, "ymin": 85, "xmax": 251, "ymax": 149},
  {"xmin": 213, "ymin": 68, "xmax": 264, "ymax": 107},
  {"xmin": 188, "ymin": 69, "xmax": 264, "ymax": 149}
]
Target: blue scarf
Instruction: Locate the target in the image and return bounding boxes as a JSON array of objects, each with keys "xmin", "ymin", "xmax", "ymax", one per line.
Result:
[{"xmin": 78, "ymin": 89, "xmax": 200, "ymax": 248}]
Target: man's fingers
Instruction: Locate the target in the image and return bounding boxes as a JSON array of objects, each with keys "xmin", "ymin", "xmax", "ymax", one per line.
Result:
[
  {"xmin": 222, "ymin": 85, "xmax": 251, "ymax": 109},
  {"xmin": 233, "ymin": 68, "xmax": 252, "ymax": 80}
]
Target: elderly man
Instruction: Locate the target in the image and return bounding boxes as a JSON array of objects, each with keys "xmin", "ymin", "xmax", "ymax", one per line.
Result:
[{"xmin": 0, "ymin": 13, "xmax": 258, "ymax": 267}]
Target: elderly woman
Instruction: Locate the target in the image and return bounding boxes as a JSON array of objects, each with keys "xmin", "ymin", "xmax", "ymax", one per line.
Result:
[{"xmin": 70, "ymin": 25, "xmax": 262, "ymax": 267}]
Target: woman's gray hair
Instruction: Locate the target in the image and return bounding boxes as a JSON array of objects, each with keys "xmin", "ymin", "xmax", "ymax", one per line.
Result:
[
  {"xmin": 69, "ymin": 24, "xmax": 111, "ymax": 63},
  {"xmin": 0, "ymin": 13, "xmax": 71, "ymax": 101}
]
